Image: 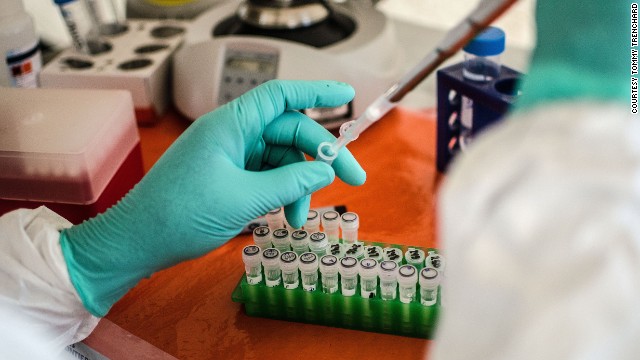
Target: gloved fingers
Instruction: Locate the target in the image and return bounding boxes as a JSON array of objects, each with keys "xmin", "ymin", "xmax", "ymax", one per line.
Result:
[
  {"xmin": 258, "ymin": 144, "xmax": 306, "ymax": 171},
  {"xmin": 283, "ymin": 195, "xmax": 311, "ymax": 230},
  {"xmin": 263, "ymin": 110, "xmax": 366, "ymax": 186}
]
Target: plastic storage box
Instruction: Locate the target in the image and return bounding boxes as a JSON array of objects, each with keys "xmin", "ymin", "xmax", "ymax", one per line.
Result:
[{"xmin": 0, "ymin": 88, "xmax": 144, "ymax": 224}]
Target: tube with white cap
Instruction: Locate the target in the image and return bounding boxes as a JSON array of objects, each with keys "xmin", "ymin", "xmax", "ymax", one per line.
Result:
[
  {"xmin": 308, "ymin": 231, "xmax": 329, "ymax": 258},
  {"xmin": 321, "ymin": 210, "xmax": 340, "ymax": 244},
  {"xmin": 304, "ymin": 210, "xmax": 321, "ymax": 234},
  {"xmin": 319, "ymin": 254, "xmax": 339, "ymax": 294},
  {"xmin": 261, "ymin": 248, "xmax": 281, "ymax": 287},
  {"xmin": 271, "ymin": 228, "xmax": 291, "ymax": 254},
  {"xmin": 340, "ymin": 212, "xmax": 359, "ymax": 244},
  {"xmin": 359, "ymin": 258, "xmax": 378, "ymax": 298},
  {"xmin": 241, "ymin": 245, "xmax": 263, "ymax": 285},
  {"xmin": 299, "ymin": 252, "xmax": 319, "ymax": 291},
  {"xmin": 265, "ymin": 208, "xmax": 285, "ymax": 231},
  {"xmin": 280, "ymin": 251, "xmax": 300, "ymax": 290},
  {"xmin": 378, "ymin": 260, "xmax": 399, "ymax": 301},
  {"xmin": 397, "ymin": 264, "xmax": 418, "ymax": 304},
  {"xmin": 252, "ymin": 226, "xmax": 272, "ymax": 250},
  {"xmin": 338, "ymin": 256, "xmax": 359, "ymax": 296},
  {"xmin": 290, "ymin": 229, "xmax": 309, "ymax": 255},
  {"xmin": 419, "ymin": 268, "xmax": 441, "ymax": 306}
]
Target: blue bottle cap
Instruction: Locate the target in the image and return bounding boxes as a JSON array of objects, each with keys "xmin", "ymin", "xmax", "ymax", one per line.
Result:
[
  {"xmin": 54, "ymin": 0, "xmax": 76, "ymax": 4},
  {"xmin": 463, "ymin": 27, "xmax": 506, "ymax": 56}
]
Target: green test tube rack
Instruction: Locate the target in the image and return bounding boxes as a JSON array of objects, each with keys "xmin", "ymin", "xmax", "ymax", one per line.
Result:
[{"xmin": 231, "ymin": 241, "xmax": 441, "ymax": 339}]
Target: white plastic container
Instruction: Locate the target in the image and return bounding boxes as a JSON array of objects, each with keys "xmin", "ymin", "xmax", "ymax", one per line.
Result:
[{"xmin": 0, "ymin": 0, "xmax": 42, "ymax": 88}]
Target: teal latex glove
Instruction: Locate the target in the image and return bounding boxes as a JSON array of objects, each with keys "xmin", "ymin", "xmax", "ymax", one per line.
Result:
[
  {"xmin": 515, "ymin": 1, "xmax": 627, "ymax": 110},
  {"xmin": 60, "ymin": 80, "xmax": 366, "ymax": 317}
]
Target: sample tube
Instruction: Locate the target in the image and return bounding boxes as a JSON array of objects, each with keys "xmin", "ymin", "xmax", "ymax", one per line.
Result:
[
  {"xmin": 319, "ymin": 254, "xmax": 339, "ymax": 294},
  {"xmin": 383, "ymin": 247, "xmax": 403, "ymax": 265},
  {"xmin": 419, "ymin": 268, "xmax": 441, "ymax": 306},
  {"xmin": 359, "ymin": 258, "xmax": 378, "ymax": 299},
  {"xmin": 265, "ymin": 208, "xmax": 285, "ymax": 231},
  {"xmin": 321, "ymin": 210, "xmax": 340, "ymax": 244},
  {"xmin": 397, "ymin": 264, "xmax": 418, "ymax": 304},
  {"xmin": 241, "ymin": 245, "xmax": 263, "ymax": 285},
  {"xmin": 280, "ymin": 251, "xmax": 300, "ymax": 290},
  {"xmin": 252, "ymin": 226, "xmax": 272, "ymax": 250},
  {"xmin": 338, "ymin": 256, "xmax": 359, "ymax": 296},
  {"xmin": 405, "ymin": 247, "xmax": 426, "ymax": 270},
  {"xmin": 54, "ymin": 0, "xmax": 108, "ymax": 55},
  {"xmin": 261, "ymin": 248, "xmax": 281, "ymax": 287},
  {"xmin": 425, "ymin": 250, "xmax": 445, "ymax": 274},
  {"xmin": 340, "ymin": 212, "xmax": 359, "ymax": 244},
  {"xmin": 344, "ymin": 242, "xmax": 364, "ymax": 260},
  {"xmin": 304, "ymin": 209, "xmax": 321, "ymax": 234},
  {"xmin": 85, "ymin": 0, "xmax": 127, "ymax": 35},
  {"xmin": 299, "ymin": 252, "xmax": 319, "ymax": 291},
  {"xmin": 378, "ymin": 260, "xmax": 398, "ymax": 300},
  {"xmin": 271, "ymin": 228, "xmax": 291, "ymax": 254},
  {"xmin": 290, "ymin": 229, "xmax": 309, "ymax": 255},
  {"xmin": 308, "ymin": 232, "xmax": 329, "ymax": 258},
  {"xmin": 364, "ymin": 245, "xmax": 383, "ymax": 261},
  {"xmin": 329, "ymin": 243, "xmax": 344, "ymax": 258}
]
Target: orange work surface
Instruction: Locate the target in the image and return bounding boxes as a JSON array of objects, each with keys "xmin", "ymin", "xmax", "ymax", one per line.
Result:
[{"xmin": 98, "ymin": 106, "xmax": 443, "ymax": 359}]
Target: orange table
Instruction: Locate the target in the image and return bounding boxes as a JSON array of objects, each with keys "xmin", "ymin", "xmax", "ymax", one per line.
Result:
[{"xmin": 94, "ymin": 106, "xmax": 442, "ymax": 359}]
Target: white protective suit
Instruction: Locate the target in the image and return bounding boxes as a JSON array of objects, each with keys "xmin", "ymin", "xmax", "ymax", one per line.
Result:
[{"xmin": 433, "ymin": 101, "xmax": 638, "ymax": 359}]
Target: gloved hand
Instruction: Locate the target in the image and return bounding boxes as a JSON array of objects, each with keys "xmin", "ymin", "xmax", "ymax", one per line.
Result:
[{"xmin": 60, "ymin": 80, "xmax": 366, "ymax": 317}]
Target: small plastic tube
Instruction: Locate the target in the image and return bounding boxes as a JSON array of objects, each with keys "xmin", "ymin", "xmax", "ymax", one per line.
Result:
[
  {"xmin": 344, "ymin": 242, "xmax": 364, "ymax": 260},
  {"xmin": 54, "ymin": 0, "xmax": 108, "ymax": 55},
  {"xmin": 405, "ymin": 247, "xmax": 426, "ymax": 270},
  {"xmin": 419, "ymin": 268, "xmax": 441, "ymax": 306},
  {"xmin": 319, "ymin": 254, "xmax": 339, "ymax": 294},
  {"xmin": 308, "ymin": 231, "xmax": 329, "ymax": 258},
  {"xmin": 338, "ymin": 256, "xmax": 359, "ymax": 296},
  {"xmin": 241, "ymin": 245, "xmax": 263, "ymax": 285},
  {"xmin": 271, "ymin": 228, "xmax": 291, "ymax": 254},
  {"xmin": 261, "ymin": 248, "xmax": 281, "ymax": 287},
  {"xmin": 280, "ymin": 251, "xmax": 300, "ymax": 290},
  {"xmin": 359, "ymin": 258, "xmax": 378, "ymax": 299},
  {"xmin": 321, "ymin": 210, "xmax": 340, "ymax": 244},
  {"xmin": 252, "ymin": 226, "xmax": 272, "ymax": 250},
  {"xmin": 290, "ymin": 229, "xmax": 309, "ymax": 255},
  {"xmin": 329, "ymin": 243, "xmax": 344, "ymax": 258},
  {"xmin": 425, "ymin": 250, "xmax": 445, "ymax": 274},
  {"xmin": 265, "ymin": 208, "xmax": 285, "ymax": 231},
  {"xmin": 378, "ymin": 260, "xmax": 398, "ymax": 300},
  {"xmin": 364, "ymin": 245, "xmax": 383, "ymax": 261},
  {"xmin": 299, "ymin": 252, "xmax": 319, "ymax": 291},
  {"xmin": 383, "ymin": 247, "xmax": 403, "ymax": 265},
  {"xmin": 340, "ymin": 212, "xmax": 359, "ymax": 244},
  {"xmin": 397, "ymin": 264, "xmax": 418, "ymax": 304},
  {"xmin": 304, "ymin": 209, "xmax": 321, "ymax": 234}
]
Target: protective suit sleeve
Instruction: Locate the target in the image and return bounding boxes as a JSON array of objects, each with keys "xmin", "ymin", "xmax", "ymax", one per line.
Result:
[{"xmin": 0, "ymin": 207, "xmax": 99, "ymax": 349}]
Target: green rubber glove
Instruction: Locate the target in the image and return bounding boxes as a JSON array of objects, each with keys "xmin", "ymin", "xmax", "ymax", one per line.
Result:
[
  {"xmin": 515, "ymin": 1, "xmax": 627, "ymax": 110},
  {"xmin": 60, "ymin": 80, "xmax": 366, "ymax": 317}
]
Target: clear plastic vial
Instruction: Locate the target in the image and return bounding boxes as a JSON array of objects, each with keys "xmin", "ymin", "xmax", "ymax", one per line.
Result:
[
  {"xmin": 329, "ymin": 243, "xmax": 344, "ymax": 258},
  {"xmin": 252, "ymin": 226, "xmax": 272, "ymax": 250},
  {"xmin": 344, "ymin": 243, "xmax": 364, "ymax": 260},
  {"xmin": 271, "ymin": 228, "xmax": 291, "ymax": 254},
  {"xmin": 405, "ymin": 247, "xmax": 426, "ymax": 270},
  {"xmin": 0, "ymin": 0, "xmax": 42, "ymax": 88},
  {"xmin": 265, "ymin": 208, "xmax": 285, "ymax": 231},
  {"xmin": 425, "ymin": 250, "xmax": 445, "ymax": 274},
  {"xmin": 340, "ymin": 212, "xmax": 359, "ymax": 244},
  {"xmin": 364, "ymin": 245, "xmax": 383, "ymax": 261},
  {"xmin": 321, "ymin": 210, "xmax": 340, "ymax": 244},
  {"xmin": 359, "ymin": 258, "xmax": 378, "ymax": 298},
  {"xmin": 299, "ymin": 252, "xmax": 319, "ymax": 291},
  {"xmin": 460, "ymin": 26, "xmax": 505, "ymax": 150},
  {"xmin": 378, "ymin": 260, "xmax": 398, "ymax": 301},
  {"xmin": 304, "ymin": 209, "xmax": 321, "ymax": 234},
  {"xmin": 54, "ymin": 0, "xmax": 108, "ymax": 55},
  {"xmin": 338, "ymin": 256, "xmax": 359, "ymax": 296},
  {"xmin": 319, "ymin": 254, "xmax": 339, "ymax": 294},
  {"xmin": 85, "ymin": 0, "xmax": 127, "ymax": 35},
  {"xmin": 290, "ymin": 229, "xmax": 309, "ymax": 255},
  {"xmin": 419, "ymin": 268, "xmax": 441, "ymax": 306},
  {"xmin": 261, "ymin": 248, "xmax": 281, "ymax": 287},
  {"xmin": 280, "ymin": 251, "xmax": 300, "ymax": 290},
  {"xmin": 241, "ymin": 245, "xmax": 263, "ymax": 285},
  {"xmin": 308, "ymin": 231, "xmax": 329, "ymax": 258},
  {"xmin": 382, "ymin": 247, "xmax": 403, "ymax": 265},
  {"xmin": 397, "ymin": 264, "xmax": 418, "ymax": 304}
]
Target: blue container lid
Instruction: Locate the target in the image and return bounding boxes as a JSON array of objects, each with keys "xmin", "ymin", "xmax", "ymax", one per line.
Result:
[
  {"xmin": 54, "ymin": 0, "xmax": 76, "ymax": 5},
  {"xmin": 463, "ymin": 27, "xmax": 506, "ymax": 56}
]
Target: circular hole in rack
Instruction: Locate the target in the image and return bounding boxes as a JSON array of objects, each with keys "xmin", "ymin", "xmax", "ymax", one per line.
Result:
[
  {"xmin": 134, "ymin": 44, "xmax": 169, "ymax": 54},
  {"xmin": 118, "ymin": 58, "xmax": 153, "ymax": 70},
  {"xmin": 494, "ymin": 77, "xmax": 521, "ymax": 97},
  {"xmin": 150, "ymin": 25, "xmax": 185, "ymax": 39},
  {"xmin": 87, "ymin": 40, "xmax": 112, "ymax": 55},
  {"xmin": 62, "ymin": 57, "xmax": 94, "ymax": 69}
]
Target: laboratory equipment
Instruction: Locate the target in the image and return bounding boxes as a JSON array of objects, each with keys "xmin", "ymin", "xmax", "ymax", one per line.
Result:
[
  {"xmin": 308, "ymin": 232, "xmax": 329, "ymax": 258},
  {"xmin": 280, "ymin": 251, "xmax": 300, "ymax": 289},
  {"xmin": 241, "ymin": 205, "xmax": 345, "ymax": 234},
  {"xmin": 242, "ymin": 245, "xmax": 263, "ymax": 285},
  {"xmin": 398, "ymin": 265, "xmax": 418, "ymax": 304},
  {"xmin": 265, "ymin": 207, "xmax": 285, "ymax": 230},
  {"xmin": 261, "ymin": 248, "xmax": 281, "ymax": 287},
  {"xmin": 299, "ymin": 252, "xmax": 319, "ymax": 291},
  {"xmin": 321, "ymin": 210, "xmax": 340, "ymax": 244},
  {"xmin": 359, "ymin": 258, "xmax": 378, "ymax": 298},
  {"xmin": 271, "ymin": 228, "xmax": 291, "ymax": 253},
  {"xmin": 315, "ymin": 0, "xmax": 519, "ymax": 164},
  {"xmin": 379, "ymin": 260, "xmax": 399, "ymax": 301},
  {"xmin": 329, "ymin": 243, "xmax": 344, "ymax": 258},
  {"xmin": 338, "ymin": 256, "xmax": 359, "ymax": 296},
  {"xmin": 405, "ymin": 248, "xmax": 426, "ymax": 270},
  {"xmin": 425, "ymin": 250, "xmax": 445, "ymax": 273},
  {"xmin": 419, "ymin": 268, "xmax": 440, "ymax": 306},
  {"xmin": 304, "ymin": 210, "xmax": 321, "ymax": 234},
  {"xmin": 172, "ymin": 0, "xmax": 404, "ymax": 127},
  {"xmin": 0, "ymin": 88, "xmax": 143, "ymax": 224},
  {"xmin": 319, "ymin": 254, "xmax": 339, "ymax": 294},
  {"xmin": 383, "ymin": 247, "xmax": 403, "ymax": 265},
  {"xmin": 54, "ymin": 0, "xmax": 108, "ymax": 55},
  {"xmin": 340, "ymin": 212, "xmax": 359, "ymax": 244},
  {"xmin": 290, "ymin": 229, "xmax": 310, "ymax": 255},
  {"xmin": 40, "ymin": 19, "xmax": 187, "ymax": 124},
  {"xmin": 85, "ymin": 0, "xmax": 127, "ymax": 36},
  {"xmin": 252, "ymin": 226, "xmax": 272, "ymax": 250},
  {"xmin": 127, "ymin": 0, "xmax": 221, "ymax": 19},
  {"xmin": 364, "ymin": 245, "xmax": 383, "ymax": 261},
  {"xmin": 0, "ymin": 0, "xmax": 41, "ymax": 88},
  {"xmin": 344, "ymin": 243, "xmax": 364, "ymax": 260}
]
